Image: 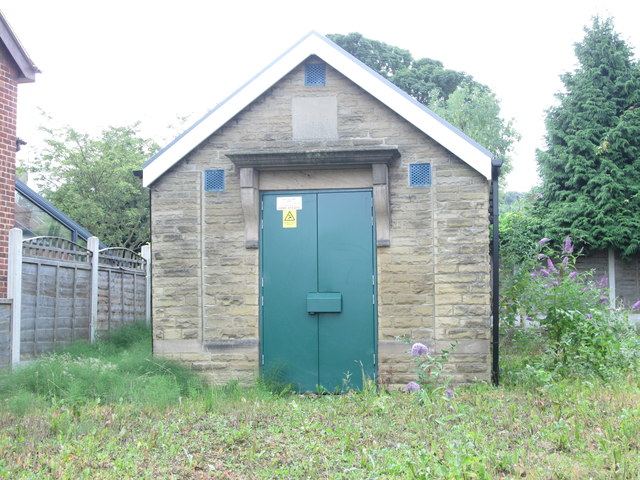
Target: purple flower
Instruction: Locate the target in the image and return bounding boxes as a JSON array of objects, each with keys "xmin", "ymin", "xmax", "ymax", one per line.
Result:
[
  {"xmin": 547, "ymin": 258, "xmax": 557, "ymax": 271},
  {"xmin": 586, "ymin": 314, "xmax": 593, "ymax": 319},
  {"xmin": 540, "ymin": 269, "xmax": 550, "ymax": 277},
  {"xmin": 563, "ymin": 236, "xmax": 573, "ymax": 254},
  {"xmin": 599, "ymin": 275, "xmax": 608, "ymax": 288},
  {"xmin": 445, "ymin": 388, "xmax": 455, "ymax": 399},
  {"xmin": 538, "ymin": 254, "xmax": 548, "ymax": 260},
  {"xmin": 530, "ymin": 272, "xmax": 538, "ymax": 277},
  {"xmin": 598, "ymin": 297, "xmax": 609, "ymax": 303},
  {"xmin": 411, "ymin": 343, "xmax": 429, "ymax": 357},
  {"xmin": 405, "ymin": 381, "xmax": 420, "ymax": 392},
  {"xmin": 537, "ymin": 238, "xmax": 551, "ymax": 247},
  {"xmin": 562, "ymin": 256, "xmax": 569, "ymax": 266},
  {"xmin": 545, "ymin": 281, "xmax": 559, "ymax": 288},
  {"xmin": 568, "ymin": 271, "xmax": 578, "ymax": 279},
  {"xmin": 632, "ymin": 300, "xmax": 640, "ymax": 310}
]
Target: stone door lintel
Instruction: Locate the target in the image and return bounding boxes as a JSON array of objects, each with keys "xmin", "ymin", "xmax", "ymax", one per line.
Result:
[{"xmin": 231, "ymin": 148, "xmax": 399, "ymax": 248}]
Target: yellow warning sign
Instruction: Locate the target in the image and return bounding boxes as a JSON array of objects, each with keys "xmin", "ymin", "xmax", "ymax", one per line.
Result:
[{"xmin": 283, "ymin": 210, "xmax": 297, "ymax": 228}]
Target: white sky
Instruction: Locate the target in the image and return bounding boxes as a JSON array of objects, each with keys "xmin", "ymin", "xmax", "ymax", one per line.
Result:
[{"xmin": 3, "ymin": 0, "xmax": 639, "ymax": 192}]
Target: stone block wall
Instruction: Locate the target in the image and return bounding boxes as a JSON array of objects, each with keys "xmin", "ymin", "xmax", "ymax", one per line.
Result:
[{"xmin": 151, "ymin": 59, "xmax": 491, "ymax": 387}]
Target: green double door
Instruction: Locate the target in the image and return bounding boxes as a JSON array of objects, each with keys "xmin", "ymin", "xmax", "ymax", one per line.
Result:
[{"xmin": 260, "ymin": 190, "xmax": 376, "ymax": 392}]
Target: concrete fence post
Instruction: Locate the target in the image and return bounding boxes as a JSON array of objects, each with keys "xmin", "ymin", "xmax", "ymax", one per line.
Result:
[
  {"xmin": 141, "ymin": 244, "xmax": 151, "ymax": 326},
  {"xmin": 88, "ymin": 237, "xmax": 100, "ymax": 342},
  {"xmin": 7, "ymin": 228, "xmax": 22, "ymax": 367},
  {"xmin": 608, "ymin": 248, "xmax": 616, "ymax": 308}
]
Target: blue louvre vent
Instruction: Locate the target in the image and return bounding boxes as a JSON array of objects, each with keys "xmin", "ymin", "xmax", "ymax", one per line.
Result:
[
  {"xmin": 305, "ymin": 62, "xmax": 326, "ymax": 86},
  {"xmin": 204, "ymin": 169, "xmax": 225, "ymax": 191},
  {"xmin": 409, "ymin": 163, "xmax": 432, "ymax": 186}
]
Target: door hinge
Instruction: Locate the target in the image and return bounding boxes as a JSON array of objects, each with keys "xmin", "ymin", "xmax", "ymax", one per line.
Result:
[
  {"xmin": 373, "ymin": 353, "xmax": 376, "ymax": 365},
  {"xmin": 261, "ymin": 219, "xmax": 264, "ymax": 229},
  {"xmin": 372, "ymin": 294, "xmax": 375, "ymax": 305},
  {"xmin": 261, "ymin": 296, "xmax": 264, "ymax": 306},
  {"xmin": 261, "ymin": 354, "xmax": 264, "ymax": 365},
  {"xmin": 261, "ymin": 277, "xmax": 264, "ymax": 288},
  {"xmin": 261, "ymin": 200, "xmax": 264, "ymax": 211}
]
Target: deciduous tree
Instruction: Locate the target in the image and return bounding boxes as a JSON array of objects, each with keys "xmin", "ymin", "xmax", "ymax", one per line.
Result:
[
  {"xmin": 24, "ymin": 120, "xmax": 157, "ymax": 250},
  {"xmin": 428, "ymin": 83, "xmax": 518, "ymax": 177},
  {"xmin": 328, "ymin": 32, "xmax": 518, "ymax": 175}
]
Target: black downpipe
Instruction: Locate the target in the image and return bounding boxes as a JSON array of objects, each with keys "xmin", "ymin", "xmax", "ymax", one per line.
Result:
[{"xmin": 491, "ymin": 158, "xmax": 503, "ymax": 386}]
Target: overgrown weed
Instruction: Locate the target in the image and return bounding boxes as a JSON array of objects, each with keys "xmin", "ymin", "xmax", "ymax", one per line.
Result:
[
  {"xmin": 1, "ymin": 319, "xmax": 639, "ymax": 478},
  {"xmin": 0, "ymin": 322, "xmax": 204, "ymax": 413}
]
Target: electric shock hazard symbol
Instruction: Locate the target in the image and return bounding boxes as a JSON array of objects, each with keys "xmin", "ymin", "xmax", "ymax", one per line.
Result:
[{"xmin": 282, "ymin": 210, "xmax": 297, "ymax": 228}]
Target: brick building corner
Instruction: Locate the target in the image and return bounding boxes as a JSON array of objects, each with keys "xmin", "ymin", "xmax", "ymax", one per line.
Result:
[{"xmin": 0, "ymin": 11, "xmax": 38, "ymax": 297}]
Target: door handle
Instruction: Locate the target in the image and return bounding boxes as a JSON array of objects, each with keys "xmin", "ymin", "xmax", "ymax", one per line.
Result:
[{"xmin": 307, "ymin": 292, "xmax": 342, "ymax": 314}]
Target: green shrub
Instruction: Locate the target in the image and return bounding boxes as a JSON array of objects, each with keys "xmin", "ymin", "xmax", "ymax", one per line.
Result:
[{"xmin": 501, "ymin": 236, "xmax": 640, "ymax": 383}]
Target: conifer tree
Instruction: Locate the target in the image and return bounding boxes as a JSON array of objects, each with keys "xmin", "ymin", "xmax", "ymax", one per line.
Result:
[{"xmin": 537, "ymin": 17, "xmax": 640, "ymax": 255}]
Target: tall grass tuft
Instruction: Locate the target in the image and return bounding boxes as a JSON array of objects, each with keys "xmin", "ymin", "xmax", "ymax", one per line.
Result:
[{"xmin": 0, "ymin": 321, "xmax": 205, "ymax": 413}]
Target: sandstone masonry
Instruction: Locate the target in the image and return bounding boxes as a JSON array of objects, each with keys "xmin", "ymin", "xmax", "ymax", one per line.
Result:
[{"xmin": 150, "ymin": 54, "xmax": 492, "ymax": 388}]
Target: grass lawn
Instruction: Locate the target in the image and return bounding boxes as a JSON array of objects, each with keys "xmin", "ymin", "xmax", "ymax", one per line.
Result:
[{"xmin": 1, "ymin": 325, "xmax": 639, "ymax": 479}]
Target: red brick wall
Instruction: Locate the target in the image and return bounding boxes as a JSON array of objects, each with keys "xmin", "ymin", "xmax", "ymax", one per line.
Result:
[{"xmin": 0, "ymin": 44, "xmax": 18, "ymax": 298}]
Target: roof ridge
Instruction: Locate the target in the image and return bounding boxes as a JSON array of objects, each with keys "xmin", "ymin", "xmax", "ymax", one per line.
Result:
[{"xmin": 143, "ymin": 31, "xmax": 493, "ymax": 185}]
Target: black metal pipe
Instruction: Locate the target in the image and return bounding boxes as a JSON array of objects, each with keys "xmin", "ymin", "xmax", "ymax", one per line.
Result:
[{"xmin": 491, "ymin": 157, "xmax": 503, "ymax": 386}]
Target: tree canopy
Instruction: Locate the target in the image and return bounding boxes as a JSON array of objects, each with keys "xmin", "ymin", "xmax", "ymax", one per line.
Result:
[
  {"xmin": 536, "ymin": 17, "xmax": 640, "ymax": 256},
  {"xmin": 24, "ymin": 121, "xmax": 158, "ymax": 250},
  {"xmin": 428, "ymin": 83, "xmax": 519, "ymax": 173},
  {"xmin": 328, "ymin": 32, "xmax": 518, "ymax": 176}
]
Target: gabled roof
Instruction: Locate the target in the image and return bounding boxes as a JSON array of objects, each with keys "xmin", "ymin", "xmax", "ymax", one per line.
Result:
[
  {"xmin": 143, "ymin": 31, "xmax": 493, "ymax": 187},
  {"xmin": 0, "ymin": 11, "xmax": 39, "ymax": 82}
]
